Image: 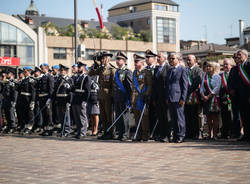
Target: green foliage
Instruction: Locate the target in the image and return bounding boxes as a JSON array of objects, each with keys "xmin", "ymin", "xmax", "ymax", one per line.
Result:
[
  {"xmin": 59, "ymin": 25, "xmax": 75, "ymax": 37},
  {"xmin": 139, "ymin": 30, "xmax": 152, "ymax": 42}
]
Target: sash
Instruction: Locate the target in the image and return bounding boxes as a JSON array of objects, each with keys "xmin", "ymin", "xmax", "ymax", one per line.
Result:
[
  {"xmin": 133, "ymin": 71, "xmax": 147, "ymax": 111},
  {"xmin": 115, "ymin": 71, "xmax": 130, "ymax": 107},
  {"xmin": 186, "ymin": 70, "xmax": 199, "ymax": 105},
  {"xmin": 204, "ymin": 74, "xmax": 220, "ymax": 112},
  {"xmin": 238, "ymin": 64, "xmax": 250, "ymax": 87},
  {"xmin": 220, "ymin": 72, "xmax": 231, "ymax": 110}
]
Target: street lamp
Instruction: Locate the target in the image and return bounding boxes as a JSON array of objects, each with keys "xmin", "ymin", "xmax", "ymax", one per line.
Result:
[{"xmin": 74, "ymin": 0, "xmax": 78, "ymax": 64}]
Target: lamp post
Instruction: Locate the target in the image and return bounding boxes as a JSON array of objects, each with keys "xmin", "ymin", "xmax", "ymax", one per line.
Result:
[{"xmin": 74, "ymin": 0, "xmax": 78, "ymax": 64}]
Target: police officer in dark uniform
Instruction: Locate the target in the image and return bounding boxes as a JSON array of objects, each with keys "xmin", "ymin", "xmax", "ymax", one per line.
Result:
[
  {"xmin": 145, "ymin": 49, "xmax": 157, "ymax": 136},
  {"xmin": 31, "ymin": 67, "xmax": 43, "ymax": 133},
  {"xmin": 16, "ymin": 69, "xmax": 25, "ymax": 132},
  {"xmin": 0, "ymin": 72, "xmax": 6, "ymax": 131},
  {"xmin": 71, "ymin": 62, "xmax": 91, "ymax": 139},
  {"xmin": 152, "ymin": 52, "xmax": 171, "ymax": 142},
  {"xmin": 113, "ymin": 51, "xmax": 133, "ymax": 141},
  {"xmin": 16, "ymin": 66, "xmax": 36, "ymax": 134},
  {"xmin": 53, "ymin": 64, "xmax": 73, "ymax": 137},
  {"xmin": 37, "ymin": 63, "xmax": 54, "ymax": 136},
  {"xmin": 2, "ymin": 71, "xmax": 17, "ymax": 133}
]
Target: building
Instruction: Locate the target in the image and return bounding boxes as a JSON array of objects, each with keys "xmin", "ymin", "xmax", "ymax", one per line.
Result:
[
  {"xmin": 1, "ymin": 0, "xmax": 179, "ymax": 73},
  {"xmin": 108, "ymin": 0, "xmax": 180, "ymax": 52},
  {"xmin": 180, "ymin": 40, "xmax": 207, "ymax": 50},
  {"xmin": 181, "ymin": 43, "xmax": 238, "ymax": 61}
]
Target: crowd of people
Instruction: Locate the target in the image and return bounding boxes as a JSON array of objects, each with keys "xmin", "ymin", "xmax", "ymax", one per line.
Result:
[{"xmin": 0, "ymin": 48, "xmax": 249, "ymax": 143}]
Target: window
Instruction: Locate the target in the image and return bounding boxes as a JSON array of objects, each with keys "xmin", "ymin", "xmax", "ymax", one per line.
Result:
[
  {"xmin": 129, "ymin": 6, "xmax": 136, "ymax": 13},
  {"xmin": 156, "ymin": 18, "xmax": 176, "ymax": 44},
  {"xmin": 53, "ymin": 48, "xmax": 67, "ymax": 59},
  {"xmin": 0, "ymin": 45, "xmax": 17, "ymax": 57},
  {"xmin": 17, "ymin": 45, "xmax": 34, "ymax": 65},
  {"xmin": 154, "ymin": 4, "xmax": 167, "ymax": 11},
  {"xmin": 169, "ymin": 5, "xmax": 178, "ymax": 12},
  {"xmin": 147, "ymin": 18, "xmax": 151, "ymax": 25},
  {"xmin": 84, "ymin": 49, "xmax": 95, "ymax": 60}
]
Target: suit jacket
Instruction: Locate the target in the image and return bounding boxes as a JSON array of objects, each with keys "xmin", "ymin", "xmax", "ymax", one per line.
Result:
[
  {"xmin": 237, "ymin": 61, "xmax": 250, "ymax": 101},
  {"xmin": 152, "ymin": 63, "xmax": 170, "ymax": 102},
  {"xmin": 166, "ymin": 65, "xmax": 188, "ymax": 103}
]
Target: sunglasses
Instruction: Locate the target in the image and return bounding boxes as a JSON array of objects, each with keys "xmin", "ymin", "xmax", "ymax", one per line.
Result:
[{"xmin": 169, "ymin": 58, "xmax": 175, "ymax": 60}]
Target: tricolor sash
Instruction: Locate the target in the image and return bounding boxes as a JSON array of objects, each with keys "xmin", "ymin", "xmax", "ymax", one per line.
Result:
[
  {"xmin": 204, "ymin": 74, "xmax": 220, "ymax": 112},
  {"xmin": 186, "ymin": 70, "xmax": 199, "ymax": 104},
  {"xmin": 220, "ymin": 72, "xmax": 231, "ymax": 110},
  {"xmin": 238, "ymin": 64, "xmax": 250, "ymax": 87},
  {"xmin": 115, "ymin": 71, "xmax": 130, "ymax": 107},
  {"xmin": 133, "ymin": 71, "xmax": 147, "ymax": 111}
]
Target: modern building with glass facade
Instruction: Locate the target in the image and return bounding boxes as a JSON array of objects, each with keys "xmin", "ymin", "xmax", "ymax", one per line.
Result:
[
  {"xmin": 0, "ymin": 12, "xmax": 47, "ymax": 70},
  {"xmin": 108, "ymin": 0, "xmax": 180, "ymax": 52}
]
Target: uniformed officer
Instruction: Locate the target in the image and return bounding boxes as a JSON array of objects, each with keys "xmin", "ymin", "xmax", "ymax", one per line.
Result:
[
  {"xmin": 145, "ymin": 49, "xmax": 157, "ymax": 136},
  {"xmin": 37, "ymin": 63, "xmax": 54, "ymax": 136},
  {"xmin": 0, "ymin": 72, "xmax": 6, "ymax": 131},
  {"xmin": 71, "ymin": 62, "xmax": 91, "ymax": 139},
  {"xmin": 16, "ymin": 66, "xmax": 36, "ymax": 134},
  {"xmin": 53, "ymin": 64, "xmax": 73, "ymax": 137},
  {"xmin": 89, "ymin": 51, "xmax": 116, "ymax": 139},
  {"xmin": 31, "ymin": 67, "xmax": 43, "ymax": 133},
  {"xmin": 16, "ymin": 69, "xmax": 25, "ymax": 132},
  {"xmin": 132, "ymin": 54, "xmax": 152, "ymax": 141},
  {"xmin": 2, "ymin": 71, "xmax": 17, "ymax": 133},
  {"xmin": 113, "ymin": 51, "xmax": 133, "ymax": 141}
]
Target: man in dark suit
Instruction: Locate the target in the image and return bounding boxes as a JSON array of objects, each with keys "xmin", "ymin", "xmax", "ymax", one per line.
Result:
[
  {"xmin": 152, "ymin": 52, "xmax": 171, "ymax": 142},
  {"xmin": 185, "ymin": 55, "xmax": 203, "ymax": 139},
  {"xmin": 166, "ymin": 53, "xmax": 188, "ymax": 143},
  {"xmin": 228, "ymin": 53, "xmax": 241, "ymax": 138},
  {"xmin": 235, "ymin": 49, "xmax": 250, "ymax": 141}
]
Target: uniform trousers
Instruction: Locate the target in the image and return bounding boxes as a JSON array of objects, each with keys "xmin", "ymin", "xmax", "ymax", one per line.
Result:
[
  {"xmin": 71, "ymin": 101, "xmax": 88, "ymax": 136},
  {"xmin": 2, "ymin": 99, "xmax": 16, "ymax": 129},
  {"xmin": 39, "ymin": 97, "xmax": 53, "ymax": 130},
  {"xmin": 55, "ymin": 102, "xmax": 71, "ymax": 134},
  {"xmin": 99, "ymin": 97, "xmax": 114, "ymax": 135},
  {"xmin": 185, "ymin": 104, "xmax": 199, "ymax": 139}
]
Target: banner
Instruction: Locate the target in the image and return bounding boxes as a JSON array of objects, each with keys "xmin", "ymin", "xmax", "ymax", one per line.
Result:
[{"xmin": 0, "ymin": 57, "xmax": 20, "ymax": 66}]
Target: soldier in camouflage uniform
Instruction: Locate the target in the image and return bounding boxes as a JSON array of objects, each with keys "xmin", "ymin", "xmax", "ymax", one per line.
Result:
[
  {"xmin": 89, "ymin": 52, "xmax": 116, "ymax": 140},
  {"xmin": 132, "ymin": 54, "xmax": 152, "ymax": 142}
]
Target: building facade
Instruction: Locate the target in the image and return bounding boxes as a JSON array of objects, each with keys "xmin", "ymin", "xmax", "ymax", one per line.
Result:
[{"xmin": 108, "ymin": 0, "xmax": 180, "ymax": 52}]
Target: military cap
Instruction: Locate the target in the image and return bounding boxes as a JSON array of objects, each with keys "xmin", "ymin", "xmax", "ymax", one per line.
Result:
[
  {"xmin": 72, "ymin": 64, "xmax": 78, "ymax": 68},
  {"xmin": 59, "ymin": 64, "xmax": 69, "ymax": 70},
  {"xmin": 134, "ymin": 54, "xmax": 145, "ymax": 62},
  {"xmin": 145, "ymin": 49, "xmax": 157, "ymax": 58},
  {"xmin": 77, "ymin": 61, "xmax": 87, "ymax": 68},
  {"xmin": 23, "ymin": 66, "xmax": 33, "ymax": 70},
  {"xmin": 18, "ymin": 68, "xmax": 24, "ymax": 74},
  {"xmin": 116, "ymin": 51, "xmax": 128, "ymax": 60},
  {"xmin": 40, "ymin": 63, "xmax": 49, "ymax": 68},
  {"xmin": 34, "ymin": 67, "xmax": 42, "ymax": 73},
  {"xmin": 52, "ymin": 65, "xmax": 60, "ymax": 69},
  {"xmin": 102, "ymin": 51, "xmax": 113, "ymax": 57}
]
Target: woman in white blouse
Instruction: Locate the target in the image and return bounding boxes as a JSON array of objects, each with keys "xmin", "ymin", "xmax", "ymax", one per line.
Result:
[{"xmin": 200, "ymin": 61, "xmax": 221, "ymax": 140}]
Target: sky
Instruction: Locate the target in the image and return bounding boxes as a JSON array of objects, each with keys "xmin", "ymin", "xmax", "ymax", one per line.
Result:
[{"xmin": 1, "ymin": 0, "xmax": 250, "ymax": 44}]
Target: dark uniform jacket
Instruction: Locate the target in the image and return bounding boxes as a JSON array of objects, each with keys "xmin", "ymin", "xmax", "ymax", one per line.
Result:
[
  {"xmin": 36, "ymin": 73, "xmax": 54, "ymax": 99},
  {"xmin": 2, "ymin": 79, "xmax": 18, "ymax": 103},
  {"xmin": 113, "ymin": 66, "xmax": 133, "ymax": 104},
  {"xmin": 88, "ymin": 75, "xmax": 99, "ymax": 104},
  {"xmin": 152, "ymin": 63, "xmax": 170, "ymax": 102},
  {"xmin": 16, "ymin": 76, "xmax": 36, "ymax": 103},
  {"xmin": 72, "ymin": 73, "xmax": 91, "ymax": 104},
  {"xmin": 53, "ymin": 75, "xmax": 73, "ymax": 104}
]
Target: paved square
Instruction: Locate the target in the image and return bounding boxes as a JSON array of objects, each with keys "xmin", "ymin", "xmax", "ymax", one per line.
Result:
[{"xmin": 0, "ymin": 135, "xmax": 250, "ymax": 184}]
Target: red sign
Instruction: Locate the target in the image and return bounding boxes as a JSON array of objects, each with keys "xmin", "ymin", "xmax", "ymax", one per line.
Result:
[{"xmin": 0, "ymin": 57, "xmax": 20, "ymax": 66}]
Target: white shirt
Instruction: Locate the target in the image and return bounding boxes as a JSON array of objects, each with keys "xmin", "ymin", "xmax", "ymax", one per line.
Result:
[{"xmin": 200, "ymin": 73, "xmax": 221, "ymax": 95}]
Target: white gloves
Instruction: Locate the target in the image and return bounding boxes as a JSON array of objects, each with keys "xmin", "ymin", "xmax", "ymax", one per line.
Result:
[
  {"xmin": 11, "ymin": 101, "xmax": 16, "ymax": 108},
  {"xmin": 66, "ymin": 103, "xmax": 71, "ymax": 111},
  {"xmin": 64, "ymin": 83, "xmax": 71, "ymax": 89},
  {"xmin": 30, "ymin": 101, "xmax": 35, "ymax": 111}
]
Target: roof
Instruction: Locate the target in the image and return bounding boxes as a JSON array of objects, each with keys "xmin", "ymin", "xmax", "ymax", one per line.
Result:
[
  {"xmin": 181, "ymin": 43, "xmax": 238, "ymax": 55},
  {"xmin": 26, "ymin": 0, "xmax": 38, "ymax": 12},
  {"xmin": 109, "ymin": 0, "xmax": 178, "ymax": 11},
  {"xmin": 15, "ymin": 15, "xmax": 116, "ymax": 30},
  {"xmin": 225, "ymin": 37, "xmax": 239, "ymax": 41}
]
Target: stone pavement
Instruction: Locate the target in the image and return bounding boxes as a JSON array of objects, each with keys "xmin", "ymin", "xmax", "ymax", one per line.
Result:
[{"xmin": 0, "ymin": 135, "xmax": 250, "ymax": 184}]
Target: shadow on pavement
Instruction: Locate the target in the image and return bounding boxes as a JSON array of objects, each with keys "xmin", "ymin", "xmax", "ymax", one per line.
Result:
[{"xmin": 1, "ymin": 134, "xmax": 250, "ymax": 150}]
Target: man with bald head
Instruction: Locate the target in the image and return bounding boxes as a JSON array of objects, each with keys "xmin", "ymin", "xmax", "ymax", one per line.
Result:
[{"xmin": 185, "ymin": 54, "xmax": 203, "ymax": 139}]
